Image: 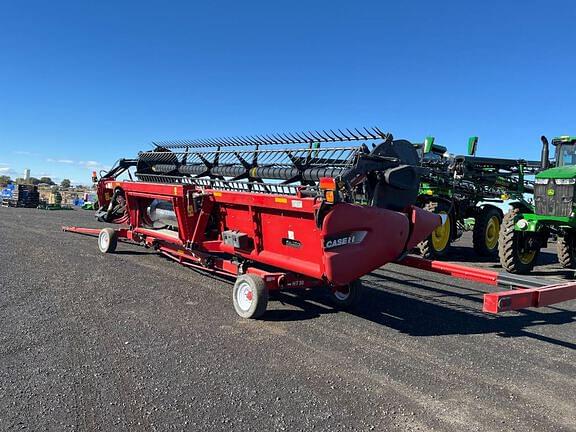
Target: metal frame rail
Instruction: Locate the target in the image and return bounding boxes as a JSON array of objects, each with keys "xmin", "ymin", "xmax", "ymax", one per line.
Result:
[{"xmin": 398, "ymin": 256, "xmax": 576, "ymax": 313}]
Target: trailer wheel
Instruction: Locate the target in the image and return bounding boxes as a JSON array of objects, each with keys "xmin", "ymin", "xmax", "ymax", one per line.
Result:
[
  {"xmin": 418, "ymin": 201, "xmax": 452, "ymax": 259},
  {"xmin": 330, "ymin": 279, "xmax": 362, "ymax": 310},
  {"xmin": 498, "ymin": 208, "xmax": 539, "ymax": 274},
  {"xmin": 557, "ymin": 234, "xmax": 576, "ymax": 268},
  {"xmin": 473, "ymin": 206, "xmax": 502, "ymax": 256},
  {"xmin": 98, "ymin": 228, "xmax": 118, "ymax": 253},
  {"xmin": 233, "ymin": 274, "xmax": 269, "ymax": 319}
]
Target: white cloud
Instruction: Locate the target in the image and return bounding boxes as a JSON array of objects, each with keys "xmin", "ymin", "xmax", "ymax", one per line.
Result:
[
  {"xmin": 79, "ymin": 160, "xmax": 108, "ymax": 171},
  {"xmin": 0, "ymin": 166, "xmax": 17, "ymax": 176},
  {"xmin": 47, "ymin": 158, "xmax": 75, "ymax": 164}
]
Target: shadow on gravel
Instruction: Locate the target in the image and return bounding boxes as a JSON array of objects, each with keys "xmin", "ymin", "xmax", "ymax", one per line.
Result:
[
  {"xmin": 113, "ymin": 250, "xmax": 153, "ymax": 256},
  {"xmin": 356, "ymin": 275, "xmax": 576, "ymax": 350},
  {"xmin": 262, "ymin": 292, "xmax": 339, "ymax": 322},
  {"xmin": 260, "ymin": 274, "xmax": 576, "ymax": 350},
  {"xmin": 121, "ymin": 246, "xmax": 575, "ymax": 348}
]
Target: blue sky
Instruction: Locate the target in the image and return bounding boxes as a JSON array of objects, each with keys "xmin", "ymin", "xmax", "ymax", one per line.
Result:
[{"xmin": 1, "ymin": 1, "xmax": 575, "ymax": 184}]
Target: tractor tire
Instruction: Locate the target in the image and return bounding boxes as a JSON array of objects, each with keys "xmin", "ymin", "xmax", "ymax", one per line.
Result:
[
  {"xmin": 418, "ymin": 200, "xmax": 452, "ymax": 259},
  {"xmin": 473, "ymin": 206, "xmax": 502, "ymax": 256},
  {"xmin": 98, "ymin": 228, "xmax": 118, "ymax": 253},
  {"xmin": 232, "ymin": 274, "xmax": 269, "ymax": 319},
  {"xmin": 498, "ymin": 208, "xmax": 539, "ymax": 274},
  {"xmin": 330, "ymin": 279, "xmax": 362, "ymax": 310},
  {"xmin": 556, "ymin": 234, "xmax": 576, "ymax": 269}
]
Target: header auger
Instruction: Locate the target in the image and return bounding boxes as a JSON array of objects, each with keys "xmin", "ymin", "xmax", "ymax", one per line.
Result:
[{"xmin": 66, "ymin": 127, "xmax": 444, "ymax": 318}]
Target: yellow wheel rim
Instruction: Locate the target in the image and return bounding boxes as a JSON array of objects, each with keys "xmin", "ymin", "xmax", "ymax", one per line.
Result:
[
  {"xmin": 485, "ymin": 216, "xmax": 500, "ymax": 250},
  {"xmin": 431, "ymin": 211, "xmax": 451, "ymax": 252},
  {"xmin": 519, "ymin": 250, "xmax": 536, "ymax": 265}
]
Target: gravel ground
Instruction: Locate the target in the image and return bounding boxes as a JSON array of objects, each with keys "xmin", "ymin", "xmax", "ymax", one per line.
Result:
[{"xmin": 0, "ymin": 207, "xmax": 575, "ymax": 431}]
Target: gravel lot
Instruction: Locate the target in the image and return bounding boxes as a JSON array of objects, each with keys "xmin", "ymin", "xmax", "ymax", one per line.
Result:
[{"xmin": 1, "ymin": 207, "xmax": 575, "ymax": 431}]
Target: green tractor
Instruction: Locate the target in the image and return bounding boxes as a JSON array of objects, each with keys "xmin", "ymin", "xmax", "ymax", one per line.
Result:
[
  {"xmin": 499, "ymin": 135, "xmax": 576, "ymax": 274},
  {"xmin": 417, "ymin": 137, "xmax": 537, "ymax": 260}
]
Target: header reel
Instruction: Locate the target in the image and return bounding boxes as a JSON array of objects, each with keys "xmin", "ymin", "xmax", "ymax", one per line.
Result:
[{"xmin": 130, "ymin": 127, "xmax": 421, "ymax": 211}]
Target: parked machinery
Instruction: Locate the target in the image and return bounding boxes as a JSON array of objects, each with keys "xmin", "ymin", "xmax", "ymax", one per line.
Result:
[
  {"xmin": 499, "ymin": 135, "xmax": 576, "ymax": 274},
  {"xmin": 65, "ymin": 128, "xmax": 444, "ymax": 318},
  {"xmin": 1, "ymin": 184, "xmax": 40, "ymax": 208},
  {"xmin": 414, "ymin": 137, "xmax": 540, "ymax": 259}
]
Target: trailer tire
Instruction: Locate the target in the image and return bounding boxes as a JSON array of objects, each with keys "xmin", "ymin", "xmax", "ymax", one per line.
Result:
[
  {"xmin": 98, "ymin": 228, "xmax": 118, "ymax": 253},
  {"xmin": 418, "ymin": 200, "xmax": 452, "ymax": 259},
  {"xmin": 473, "ymin": 206, "xmax": 502, "ymax": 256},
  {"xmin": 330, "ymin": 279, "xmax": 362, "ymax": 310},
  {"xmin": 498, "ymin": 208, "xmax": 539, "ymax": 274},
  {"xmin": 557, "ymin": 235, "xmax": 576, "ymax": 268},
  {"xmin": 233, "ymin": 274, "xmax": 268, "ymax": 319}
]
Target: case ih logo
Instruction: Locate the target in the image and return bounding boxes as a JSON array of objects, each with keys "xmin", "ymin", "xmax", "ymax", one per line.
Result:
[{"xmin": 324, "ymin": 231, "xmax": 367, "ymax": 250}]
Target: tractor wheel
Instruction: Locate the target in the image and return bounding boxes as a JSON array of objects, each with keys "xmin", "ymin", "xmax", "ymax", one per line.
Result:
[
  {"xmin": 330, "ymin": 279, "xmax": 362, "ymax": 310},
  {"xmin": 498, "ymin": 208, "xmax": 539, "ymax": 274},
  {"xmin": 473, "ymin": 206, "xmax": 502, "ymax": 256},
  {"xmin": 556, "ymin": 234, "xmax": 576, "ymax": 268},
  {"xmin": 418, "ymin": 201, "xmax": 452, "ymax": 259},
  {"xmin": 98, "ymin": 228, "xmax": 118, "ymax": 253},
  {"xmin": 232, "ymin": 274, "xmax": 269, "ymax": 319}
]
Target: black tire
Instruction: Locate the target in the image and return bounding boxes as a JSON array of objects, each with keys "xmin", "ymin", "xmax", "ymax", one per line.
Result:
[
  {"xmin": 98, "ymin": 228, "xmax": 118, "ymax": 253},
  {"xmin": 473, "ymin": 206, "xmax": 502, "ymax": 256},
  {"xmin": 556, "ymin": 234, "xmax": 576, "ymax": 268},
  {"xmin": 418, "ymin": 200, "xmax": 452, "ymax": 259},
  {"xmin": 232, "ymin": 274, "xmax": 269, "ymax": 319},
  {"xmin": 498, "ymin": 208, "xmax": 539, "ymax": 274},
  {"xmin": 330, "ymin": 279, "xmax": 362, "ymax": 310}
]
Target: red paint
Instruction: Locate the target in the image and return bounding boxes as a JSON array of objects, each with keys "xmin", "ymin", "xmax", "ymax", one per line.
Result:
[
  {"xmin": 68, "ymin": 179, "xmax": 444, "ymax": 296},
  {"xmin": 399, "ymin": 256, "xmax": 499, "ymax": 286},
  {"xmin": 483, "ymin": 282, "xmax": 576, "ymax": 313}
]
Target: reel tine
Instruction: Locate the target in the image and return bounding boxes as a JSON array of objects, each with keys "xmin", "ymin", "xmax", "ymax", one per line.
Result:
[
  {"xmin": 229, "ymin": 136, "xmax": 246, "ymax": 146},
  {"xmin": 294, "ymin": 131, "xmax": 309, "ymax": 143},
  {"xmin": 276, "ymin": 133, "xmax": 290, "ymax": 145},
  {"xmin": 235, "ymin": 135, "xmax": 248, "ymax": 146},
  {"xmin": 282, "ymin": 133, "xmax": 297, "ymax": 144},
  {"xmin": 364, "ymin": 127, "xmax": 377, "ymax": 139},
  {"xmin": 355, "ymin": 128, "xmax": 368, "ymax": 140},
  {"xmin": 346, "ymin": 128, "xmax": 360, "ymax": 139},
  {"xmin": 373, "ymin": 126, "xmax": 387, "ymax": 138},
  {"xmin": 337, "ymin": 129, "xmax": 351, "ymax": 140},
  {"xmin": 307, "ymin": 131, "xmax": 321, "ymax": 142},
  {"xmin": 243, "ymin": 135, "xmax": 259, "ymax": 145},
  {"xmin": 287, "ymin": 132, "xmax": 301, "ymax": 144},
  {"xmin": 302, "ymin": 131, "xmax": 315, "ymax": 143},
  {"xmin": 319, "ymin": 130, "xmax": 334, "ymax": 141},
  {"xmin": 328, "ymin": 129, "xmax": 342, "ymax": 141},
  {"xmin": 222, "ymin": 136, "xmax": 237, "ymax": 146},
  {"xmin": 154, "ymin": 126, "xmax": 387, "ymax": 151},
  {"xmin": 256, "ymin": 135, "xmax": 270, "ymax": 145}
]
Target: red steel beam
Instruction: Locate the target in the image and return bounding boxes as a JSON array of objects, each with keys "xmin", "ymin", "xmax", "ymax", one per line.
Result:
[
  {"xmin": 400, "ymin": 255, "xmax": 576, "ymax": 313},
  {"xmin": 483, "ymin": 282, "xmax": 576, "ymax": 313},
  {"xmin": 62, "ymin": 226, "xmax": 104, "ymax": 236},
  {"xmin": 398, "ymin": 255, "xmax": 499, "ymax": 286}
]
